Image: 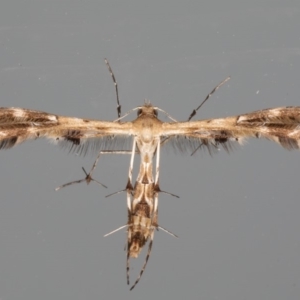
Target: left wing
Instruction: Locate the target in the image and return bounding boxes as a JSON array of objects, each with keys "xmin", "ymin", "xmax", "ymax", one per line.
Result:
[{"xmin": 0, "ymin": 107, "xmax": 133, "ymax": 152}]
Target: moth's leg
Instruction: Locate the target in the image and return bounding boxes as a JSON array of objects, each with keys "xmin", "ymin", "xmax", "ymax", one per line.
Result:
[
  {"xmin": 154, "ymin": 139, "xmax": 161, "ymax": 213},
  {"xmin": 55, "ymin": 150, "xmax": 133, "ymax": 191},
  {"xmin": 161, "ymin": 76, "xmax": 230, "ymax": 148},
  {"xmin": 187, "ymin": 76, "xmax": 230, "ymax": 121},
  {"xmin": 125, "ymin": 138, "xmax": 136, "ymax": 211},
  {"xmin": 129, "ymin": 230, "xmax": 154, "ymax": 290},
  {"xmin": 105, "ymin": 58, "xmax": 121, "ymax": 118}
]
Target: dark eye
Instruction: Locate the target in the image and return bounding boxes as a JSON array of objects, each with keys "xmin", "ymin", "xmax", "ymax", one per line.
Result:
[
  {"xmin": 153, "ymin": 109, "xmax": 158, "ymax": 117},
  {"xmin": 137, "ymin": 109, "xmax": 142, "ymax": 116}
]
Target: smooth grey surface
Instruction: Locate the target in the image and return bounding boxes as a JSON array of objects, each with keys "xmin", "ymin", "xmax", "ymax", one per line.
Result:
[{"xmin": 1, "ymin": 1, "xmax": 300, "ymax": 299}]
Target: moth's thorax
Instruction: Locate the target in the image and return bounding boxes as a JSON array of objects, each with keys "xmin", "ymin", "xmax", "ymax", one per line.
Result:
[{"xmin": 134, "ymin": 105, "xmax": 162, "ymax": 146}]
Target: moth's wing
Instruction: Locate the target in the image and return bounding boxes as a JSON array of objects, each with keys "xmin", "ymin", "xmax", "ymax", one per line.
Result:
[
  {"xmin": 161, "ymin": 106, "xmax": 300, "ymax": 154},
  {"xmin": 0, "ymin": 107, "xmax": 133, "ymax": 154}
]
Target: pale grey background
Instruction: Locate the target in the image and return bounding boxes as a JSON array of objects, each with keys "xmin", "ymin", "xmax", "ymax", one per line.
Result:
[{"xmin": 0, "ymin": 1, "xmax": 300, "ymax": 299}]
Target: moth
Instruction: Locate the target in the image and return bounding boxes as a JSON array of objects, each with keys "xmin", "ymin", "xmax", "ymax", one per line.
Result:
[{"xmin": 1, "ymin": 60, "xmax": 300, "ymax": 290}]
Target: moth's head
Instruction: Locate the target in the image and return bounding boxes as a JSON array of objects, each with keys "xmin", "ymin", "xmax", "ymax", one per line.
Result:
[{"xmin": 137, "ymin": 102, "xmax": 158, "ymax": 118}]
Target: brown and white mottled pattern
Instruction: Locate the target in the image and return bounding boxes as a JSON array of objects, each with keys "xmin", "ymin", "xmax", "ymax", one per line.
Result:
[
  {"xmin": 1, "ymin": 104, "xmax": 300, "ymax": 290},
  {"xmin": 0, "ymin": 107, "xmax": 132, "ymax": 150},
  {"xmin": 2, "ymin": 54, "xmax": 300, "ymax": 293},
  {"xmin": 2, "ymin": 105, "xmax": 300, "ymax": 152}
]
